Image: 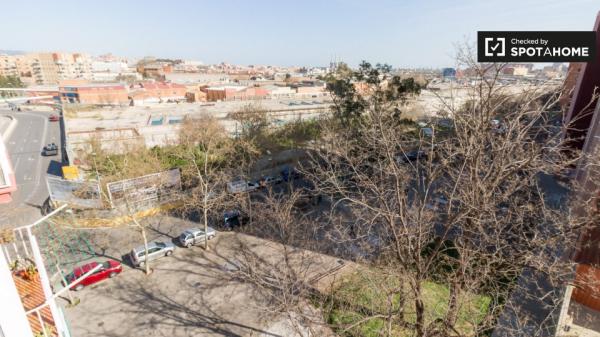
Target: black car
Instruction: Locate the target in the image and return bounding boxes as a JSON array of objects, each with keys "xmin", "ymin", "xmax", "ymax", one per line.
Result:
[
  {"xmin": 42, "ymin": 143, "xmax": 59, "ymax": 156},
  {"xmin": 223, "ymin": 210, "xmax": 249, "ymax": 230},
  {"xmin": 396, "ymin": 150, "xmax": 426, "ymax": 163},
  {"xmin": 281, "ymin": 167, "xmax": 301, "ymax": 182}
]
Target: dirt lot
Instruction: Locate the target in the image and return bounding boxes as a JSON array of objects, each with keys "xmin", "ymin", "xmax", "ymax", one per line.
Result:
[{"xmin": 62, "ymin": 225, "xmax": 352, "ymax": 337}]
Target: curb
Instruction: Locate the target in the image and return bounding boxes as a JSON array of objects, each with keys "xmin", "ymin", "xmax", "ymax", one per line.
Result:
[{"xmin": 0, "ymin": 115, "xmax": 17, "ymax": 142}]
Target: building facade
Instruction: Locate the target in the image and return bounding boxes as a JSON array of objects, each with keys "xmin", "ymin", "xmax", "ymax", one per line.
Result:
[
  {"xmin": 129, "ymin": 82, "xmax": 187, "ymax": 104},
  {"xmin": 553, "ymin": 11, "xmax": 600, "ymax": 336},
  {"xmin": 1, "ymin": 52, "xmax": 93, "ymax": 85},
  {"xmin": 59, "ymin": 83, "xmax": 129, "ymax": 105}
]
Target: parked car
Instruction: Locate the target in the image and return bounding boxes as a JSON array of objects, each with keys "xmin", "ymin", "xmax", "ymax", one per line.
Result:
[
  {"xmin": 259, "ymin": 175, "xmax": 282, "ymax": 187},
  {"xmin": 42, "ymin": 143, "xmax": 58, "ymax": 156},
  {"xmin": 425, "ymin": 196, "xmax": 449, "ymax": 211},
  {"xmin": 49, "ymin": 114, "xmax": 60, "ymax": 122},
  {"xmin": 227, "ymin": 179, "xmax": 260, "ymax": 193},
  {"xmin": 421, "ymin": 127, "xmax": 434, "ymax": 137},
  {"xmin": 223, "ymin": 210, "xmax": 249, "ymax": 230},
  {"xmin": 64, "ymin": 260, "xmax": 122, "ymax": 291},
  {"xmin": 130, "ymin": 241, "xmax": 175, "ymax": 267},
  {"xmin": 178, "ymin": 227, "xmax": 216, "ymax": 248}
]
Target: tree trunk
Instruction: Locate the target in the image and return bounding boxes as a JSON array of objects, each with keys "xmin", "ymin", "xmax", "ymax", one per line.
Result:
[
  {"xmin": 414, "ymin": 281, "xmax": 425, "ymax": 337},
  {"xmin": 140, "ymin": 224, "xmax": 151, "ymax": 275},
  {"xmin": 203, "ymin": 151, "xmax": 210, "ymax": 251},
  {"xmin": 203, "ymin": 201, "xmax": 209, "ymax": 250},
  {"xmin": 445, "ymin": 279, "xmax": 460, "ymax": 332}
]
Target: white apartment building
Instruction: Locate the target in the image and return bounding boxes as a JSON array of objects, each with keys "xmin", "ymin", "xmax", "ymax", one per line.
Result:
[{"xmin": 90, "ymin": 60, "xmax": 141, "ymax": 82}]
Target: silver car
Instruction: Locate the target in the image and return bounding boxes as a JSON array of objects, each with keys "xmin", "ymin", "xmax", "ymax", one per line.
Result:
[
  {"xmin": 178, "ymin": 227, "xmax": 216, "ymax": 248},
  {"xmin": 130, "ymin": 241, "xmax": 176, "ymax": 267}
]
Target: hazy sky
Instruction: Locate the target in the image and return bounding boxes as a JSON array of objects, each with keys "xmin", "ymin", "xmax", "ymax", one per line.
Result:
[{"xmin": 1, "ymin": 0, "xmax": 598, "ymax": 67}]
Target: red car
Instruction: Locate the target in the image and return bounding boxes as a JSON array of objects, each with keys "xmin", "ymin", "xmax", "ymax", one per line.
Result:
[
  {"xmin": 49, "ymin": 114, "xmax": 60, "ymax": 122},
  {"xmin": 65, "ymin": 260, "xmax": 122, "ymax": 291}
]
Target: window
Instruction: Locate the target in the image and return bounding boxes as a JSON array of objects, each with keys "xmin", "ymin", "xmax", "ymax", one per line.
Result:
[{"xmin": 148, "ymin": 247, "xmax": 161, "ymax": 254}]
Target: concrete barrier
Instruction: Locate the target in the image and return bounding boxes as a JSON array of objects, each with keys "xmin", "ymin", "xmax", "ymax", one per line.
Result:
[{"xmin": 0, "ymin": 115, "xmax": 17, "ymax": 142}]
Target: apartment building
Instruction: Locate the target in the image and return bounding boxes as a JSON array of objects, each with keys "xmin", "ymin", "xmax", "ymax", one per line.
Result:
[
  {"xmin": 30, "ymin": 53, "xmax": 60, "ymax": 85},
  {"xmin": 1, "ymin": 52, "xmax": 94, "ymax": 85},
  {"xmin": 137, "ymin": 62, "xmax": 173, "ymax": 79},
  {"xmin": 54, "ymin": 53, "xmax": 92, "ymax": 81},
  {"xmin": 0, "ymin": 55, "xmax": 17, "ymax": 77},
  {"xmin": 91, "ymin": 60, "xmax": 140, "ymax": 82}
]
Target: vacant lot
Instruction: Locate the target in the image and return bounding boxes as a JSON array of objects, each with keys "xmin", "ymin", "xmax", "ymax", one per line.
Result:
[{"xmin": 62, "ymin": 230, "xmax": 351, "ymax": 337}]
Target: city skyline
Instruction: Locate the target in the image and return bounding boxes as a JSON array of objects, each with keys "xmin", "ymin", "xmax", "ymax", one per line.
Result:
[{"xmin": 1, "ymin": 0, "xmax": 598, "ymax": 68}]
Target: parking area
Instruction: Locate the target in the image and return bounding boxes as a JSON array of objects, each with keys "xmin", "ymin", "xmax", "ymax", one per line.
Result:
[{"xmin": 62, "ymin": 217, "xmax": 351, "ymax": 337}]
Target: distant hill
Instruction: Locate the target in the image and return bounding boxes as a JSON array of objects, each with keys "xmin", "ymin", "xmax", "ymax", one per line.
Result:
[{"xmin": 0, "ymin": 50, "xmax": 26, "ymax": 55}]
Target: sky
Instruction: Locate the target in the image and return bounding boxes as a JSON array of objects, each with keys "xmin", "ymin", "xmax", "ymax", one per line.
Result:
[{"xmin": 1, "ymin": 0, "xmax": 598, "ymax": 68}]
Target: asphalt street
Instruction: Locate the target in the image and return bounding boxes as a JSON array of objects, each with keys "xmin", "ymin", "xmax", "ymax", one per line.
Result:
[{"xmin": 0, "ymin": 108, "xmax": 63, "ymax": 228}]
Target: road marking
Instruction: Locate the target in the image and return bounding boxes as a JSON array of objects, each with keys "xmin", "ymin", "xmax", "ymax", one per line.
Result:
[{"xmin": 25, "ymin": 114, "xmax": 50, "ymax": 204}]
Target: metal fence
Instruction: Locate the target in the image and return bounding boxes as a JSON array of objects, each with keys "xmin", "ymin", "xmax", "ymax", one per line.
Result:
[
  {"xmin": 46, "ymin": 176, "xmax": 102, "ymax": 209},
  {"xmin": 106, "ymin": 169, "xmax": 182, "ymax": 209}
]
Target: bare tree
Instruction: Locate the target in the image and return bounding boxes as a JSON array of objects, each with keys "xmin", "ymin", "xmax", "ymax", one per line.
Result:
[
  {"xmin": 228, "ymin": 102, "xmax": 270, "ymax": 141},
  {"xmin": 177, "ymin": 116, "xmax": 232, "ymax": 250},
  {"xmin": 228, "ymin": 190, "xmax": 334, "ymax": 336},
  {"xmin": 227, "ymin": 58, "xmax": 598, "ymax": 337},
  {"xmin": 307, "ymin": 58, "xmax": 598, "ymax": 337}
]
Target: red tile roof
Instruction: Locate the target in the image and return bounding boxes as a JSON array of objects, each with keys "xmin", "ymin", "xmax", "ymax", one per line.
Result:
[
  {"xmin": 140, "ymin": 82, "xmax": 186, "ymax": 90},
  {"xmin": 12, "ymin": 271, "xmax": 58, "ymax": 337}
]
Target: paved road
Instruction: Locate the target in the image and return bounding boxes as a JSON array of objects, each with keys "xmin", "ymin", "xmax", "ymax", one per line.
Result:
[
  {"xmin": 0, "ymin": 108, "xmax": 63, "ymax": 227},
  {"xmin": 63, "ymin": 222, "xmax": 342, "ymax": 337}
]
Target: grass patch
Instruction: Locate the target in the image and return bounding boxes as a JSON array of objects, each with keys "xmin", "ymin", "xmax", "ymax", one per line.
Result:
[
  {"xmin": 254, "ymin": 118, "xmax": 322, "ymax": 152},
  {"xmin": 327, "ymin": 271, "xmax": 491, "ymax": 337}
]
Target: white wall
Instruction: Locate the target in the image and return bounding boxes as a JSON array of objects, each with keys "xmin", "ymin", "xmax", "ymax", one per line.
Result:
[{"xmin": 0, "ymin": 252, "xmax": 34, "ymax": 337}]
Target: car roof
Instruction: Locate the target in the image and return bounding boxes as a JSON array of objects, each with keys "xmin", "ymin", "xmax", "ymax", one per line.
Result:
[
  {"xmin": 184, "ymin": 227, "xmax": 214, "ymax": 234},
  {"xmin": 133, "ymin": 241, "xmax": 163, "ymax": 253},
  {"xmin": 183, "ymin": 228, "xmax": 201, "ymax": 235},
  {"xmin": 224, "ymin": 210, "xmax": 240, "ymax": 217},
  {"xmin": 73, "ymin": 261, "xmax": 99, "ymax": 276}
]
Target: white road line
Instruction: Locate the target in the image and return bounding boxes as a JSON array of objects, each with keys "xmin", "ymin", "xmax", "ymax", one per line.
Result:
[
  {"xmin": 13, "ymin": 157, "xmax": 21, "ymax": 172},
  {"xmin": 25, "ymin": 115, "xmax": 49, "ymax": 204}
]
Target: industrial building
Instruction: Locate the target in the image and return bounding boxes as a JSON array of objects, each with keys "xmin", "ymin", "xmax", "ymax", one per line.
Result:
[{"xmin": 59, "ymin": 83, "xmax": 129, "ymax": 105}]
